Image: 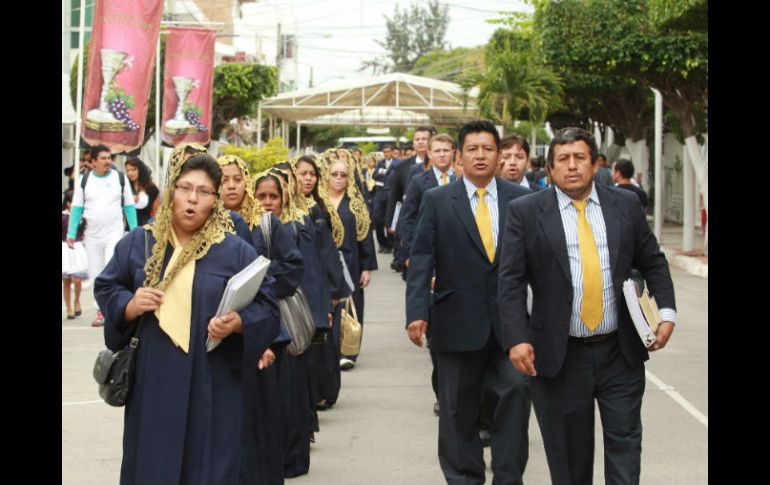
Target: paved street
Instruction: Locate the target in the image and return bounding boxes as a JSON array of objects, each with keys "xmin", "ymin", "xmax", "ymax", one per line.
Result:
[{"xmin": 62, "ymin": 250, "xmax": 707, "ymax": 484}]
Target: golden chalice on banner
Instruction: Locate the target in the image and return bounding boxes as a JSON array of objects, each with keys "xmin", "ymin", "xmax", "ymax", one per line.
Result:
[
  {"xmin": 164, "ymin": 76, "xmax": 200, "ymax": 135},
  {"xmin": 86, "ymin": 49, "xmax": 134, "ymax": 132}
]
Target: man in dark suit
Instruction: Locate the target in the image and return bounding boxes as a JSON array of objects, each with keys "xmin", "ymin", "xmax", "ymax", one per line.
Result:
[
  {"xmin": 498, "ymin": 127, "xmax": 676, "ymax": 485},
  {"xmin": 612, "ymin": 158, "xmax": 649, "ymax": 211},
  {"xmin": 499, "ymin": 134, "xmax": 545, "ymax": 192},
  {"xmin": 386, "ymin": 126, "xmax": 435, "ymax": 273},
  {"xmin": 407, "ymin": 120, "xmax": 531, "ymax": 484},
  {"xmin": 399, "ymin": 133, "xmax": 456, "ymax": 412},
  {"xmin": 400, "ymin": 133, "xmax": 457, "ymax": 261},
  {"xmin": 372, "ymin": 144, "xmax": 398, "ymax": 253}
]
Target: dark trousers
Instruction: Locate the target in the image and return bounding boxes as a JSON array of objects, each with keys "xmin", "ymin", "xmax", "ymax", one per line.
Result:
[
  {"xmin": 437, "ymin": 334, "xmax": 531, "ymax": 485},
  {"xmin": 531, "ymin": 336, "xmax": 645, "ymax": 485},
  {"xmin": 373, "ymin": 191, "xmax": 392, "ymax": 249},
  {"xmin": 393, "ymin": 233, "xmax": 406, "ymax": 265},
  {"xmin": 429, "ymin": 345, "xmax": 439, "ymax": 400},
  {"xmin": 479, "ymin": 383, "xmax": 499, "ymax": 431}
]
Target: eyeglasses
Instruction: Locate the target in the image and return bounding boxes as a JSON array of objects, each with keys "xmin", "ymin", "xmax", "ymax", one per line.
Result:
[
  {"xmin": 174, "ymin": 183, "xmax": 216, "ymax": 198},
  {"xmin": 330, "ymin": 172, "xmax": 348, "ymax": 178}
]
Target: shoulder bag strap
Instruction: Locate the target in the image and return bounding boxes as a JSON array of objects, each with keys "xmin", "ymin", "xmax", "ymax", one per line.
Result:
[
  {"xmin": 130, "ymin": 230, "xmax": 151, "ymax": 340},
  {"xmin": 260, "ymin": 212, "xmax": 272, "ymax": 258}
]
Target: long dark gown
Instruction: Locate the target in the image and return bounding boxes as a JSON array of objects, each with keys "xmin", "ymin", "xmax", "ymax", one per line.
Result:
[
  {"xmin": 307, "ymin": 204, "xmax": 350, "ymax": 408},
  {"xmin": 236, "ymin": 212, "xmax": 304, "ymax": 485},
  {"xmin": 95, "ymin": 227, "xmax": 280, "ymax": 485},
  {"xmin": 335, "ymin": 194, "xmax": 377, "ymax": 362}
]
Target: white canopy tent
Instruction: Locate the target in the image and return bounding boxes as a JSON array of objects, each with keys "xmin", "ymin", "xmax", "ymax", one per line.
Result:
[{"xmin": 257, "ymin": 72, "xmax": 480, "ymax": 148}]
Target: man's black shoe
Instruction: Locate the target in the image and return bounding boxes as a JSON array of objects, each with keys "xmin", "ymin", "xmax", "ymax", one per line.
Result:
[
  {"xmin": 382, "ymin": 246, "xmax": 393, "ymax": 254},
  {"xmin": 391, "ymin": 261, "xmax": 403, "ymax": 272}
]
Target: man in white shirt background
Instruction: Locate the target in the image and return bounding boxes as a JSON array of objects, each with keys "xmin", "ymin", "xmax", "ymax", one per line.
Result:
[{"xmin": 67, "ymin": 144, "xmax": 137, "ymax": 326}]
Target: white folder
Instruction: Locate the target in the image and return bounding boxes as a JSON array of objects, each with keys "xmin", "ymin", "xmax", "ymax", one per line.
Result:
[
  {"xmin": 206, "ymin": 256, "xmax": 271, "ymax": 352},
  {"xmin": 622, "ymin": 279, "xmax": 658, "ymax": 348}
]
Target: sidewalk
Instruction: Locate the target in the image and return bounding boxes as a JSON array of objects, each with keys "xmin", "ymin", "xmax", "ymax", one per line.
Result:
[{"xmin": 656, "ymin": 222, "xmax": 708, "ymax": 279}]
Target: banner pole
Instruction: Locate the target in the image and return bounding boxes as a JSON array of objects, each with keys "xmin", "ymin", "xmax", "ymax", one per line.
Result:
[
  {"xmin": 155, "ymin": 32, "xmax": 161, "ymax": 176},
  {"xmin": 73, "ymin": 0, "xmax": 87, "ymax": 186}
]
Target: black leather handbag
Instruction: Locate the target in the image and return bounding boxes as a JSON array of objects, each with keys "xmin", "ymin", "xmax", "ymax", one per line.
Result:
[
  {"xmin": 93, "ymin": 330, "xmax": 141, "ymax": 407},
  {"xmin": 91, "ymin": 230, "xmax": 148, "ymax": 407}
]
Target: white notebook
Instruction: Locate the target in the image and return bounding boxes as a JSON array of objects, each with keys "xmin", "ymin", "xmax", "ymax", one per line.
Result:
[
  {"xmin": 206, "ymin": 256, "xmax": 271, "ymax": 352},
  {"xmin": 390, "ymin": 201, "xmax": 402, "ymax": 230},
  {"xmin": 622, "ymin": 279, "xmax": 657, "ymax": 348}
]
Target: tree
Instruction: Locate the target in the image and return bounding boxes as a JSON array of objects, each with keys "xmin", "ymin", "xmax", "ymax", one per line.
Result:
[
  {"xmin": 463, "ymin": 27, "xmax": 563, "ymax": 136},
  {"xmin": 220, "ymin": 138, "xmax": 288, "ymax": 175},
  {"xmin": 534, "ymin": 0, "xmax": 658, "ymax": 186},
  {"xmin": 532, "ymin": 0, "xmax": 707, "ymax": 248},
  {"xmin": 410, "ymin": 47, "xmax": 484, "ymax": 84},
  {"xmin": 301, "ymin": 125, "xmax": 370, "ymax": 151},
  {"xmin": 212, "ymin": 63, "xmax": 277, "ymax": 140},
  {"xmin": 71, "ymin": 41, "xmax": 277, "ymax": 148},
  {"xmin": 361, "ymin": 0, "xmax": 450, "ymax": 74}
]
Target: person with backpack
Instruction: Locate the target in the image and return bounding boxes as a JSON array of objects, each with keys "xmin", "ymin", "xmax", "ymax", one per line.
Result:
[{"xmin": 66, "ymin": 144, "xmax": 137, "ymax": 326}]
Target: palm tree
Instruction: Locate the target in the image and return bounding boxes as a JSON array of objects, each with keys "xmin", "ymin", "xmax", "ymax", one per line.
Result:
[{"xmin": 463, "ymin": 28, "xmax": 563, "ymax": 133}]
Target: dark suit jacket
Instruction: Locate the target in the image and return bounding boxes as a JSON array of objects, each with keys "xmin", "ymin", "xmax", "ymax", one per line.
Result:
[
  {"xmin": 373, "ymin": 158, "xmax": 396, "ymax": 205},
  {"xmin": 400, "ymin": 169, "xmax": 438, "ymax": 257},
  {"xmin": 406, "ymin": 177, "xmax": 532, "ymax": 353},
  {"xmin": 498, "ymin": 184, "xmax": 676, "ymax": 378},
  {"xmin": 523, "ymin": 181, "xmax": 545, "ymax": 192},
  {"xmin": 401, "ymin": 169, "xmax": 459, "ymax": 257},
  {"xmin": 386, "ymin": 155, "xmax": 428, "ymax": 228}
]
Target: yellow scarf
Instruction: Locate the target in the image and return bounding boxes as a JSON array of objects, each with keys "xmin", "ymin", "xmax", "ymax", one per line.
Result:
[{"xmin": 154, "ymin": 227, "xmax": 195, "ymax": 353}]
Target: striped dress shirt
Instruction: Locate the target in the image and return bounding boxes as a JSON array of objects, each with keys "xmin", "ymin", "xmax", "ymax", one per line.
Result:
[
  {"xmin": 463, "ymin": 177, "xmax": 499, "ymax": 251},
  {"xmin": 432, "ymin": 166, "xmax": 455, "ymax": 186},
  {"xmin": 556, "ymin": 184, "xmax": 618, "ymax": 337},
  {"xmin": 556, "ymin": 184, "xmax": 676, "ymax": 337}
]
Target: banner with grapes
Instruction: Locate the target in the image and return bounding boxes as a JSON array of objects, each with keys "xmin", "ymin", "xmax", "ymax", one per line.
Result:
[
  {"xmin": 81, "ymin": 0, "xmax": 163, "ymax": 152},
  {"xmin": 161, "ymin": 27, "xmax": 215, "ymax": 147}
]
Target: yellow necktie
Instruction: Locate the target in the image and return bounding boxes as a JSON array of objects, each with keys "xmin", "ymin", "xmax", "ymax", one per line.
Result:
[
  {"xmin": 475, "ymin": 188, "xmax": 495, "ymax": 263},
  {"xmin": 441, "ymin": 172, "xmax": 448, "ymax": 185},
  {"xmin": 572, "ymin": 200, "xmax": 603, "ymax": 331}
]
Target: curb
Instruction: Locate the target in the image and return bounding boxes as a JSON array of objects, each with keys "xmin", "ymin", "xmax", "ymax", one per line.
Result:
[{"xmin": 662, "ymin": 247, "xmax": 707, "ymax": 279}]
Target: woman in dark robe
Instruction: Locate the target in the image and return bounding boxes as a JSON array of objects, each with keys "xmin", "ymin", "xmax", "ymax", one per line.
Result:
[
  {"xmin": 254, "ymin": 169, "xmax": 315, "ymax": 478},
  {"xmin": 294, "ymin": 155, "xmax": 351, "ymax": 410},
  {"xmin": 318, "ymin": 152, "xmax": 378, "ymax": 371},
  {"xmin": 94, "ymin": 148, "xmax": 280, "ymax": 484},
  {"xmin": 217, "ymin": 154, "xmax": 303, "ymax": 485}
]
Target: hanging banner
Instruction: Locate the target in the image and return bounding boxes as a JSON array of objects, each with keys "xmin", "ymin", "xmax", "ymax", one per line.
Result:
[
  {"xmin": 81, "ymin": 0, "xmax": 163, "ymax": 153},
  {"xmin": 161, "ymin": 27, "xmax": 216, "ymax": 147}
]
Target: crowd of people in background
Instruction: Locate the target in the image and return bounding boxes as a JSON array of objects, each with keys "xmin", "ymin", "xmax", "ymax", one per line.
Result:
[{"xmin": 63, "ymin": 121, "xmax": 663, "ymax": 484}]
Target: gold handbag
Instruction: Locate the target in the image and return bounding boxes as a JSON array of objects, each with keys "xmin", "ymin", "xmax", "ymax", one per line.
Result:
[{"xmin": 340, "ymin": 298, "xmax": 362, "ymax": 356}]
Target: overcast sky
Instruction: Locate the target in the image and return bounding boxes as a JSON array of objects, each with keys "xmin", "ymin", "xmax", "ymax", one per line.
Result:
[{"xmin": 240, "ymin": 0, "xmax": 533, "ymax": 89}]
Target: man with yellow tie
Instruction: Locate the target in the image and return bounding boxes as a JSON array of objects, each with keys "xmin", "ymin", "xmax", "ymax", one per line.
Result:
[
  {"xmin": 498, "ymin": 127, "xmax": 676, "ymax": 485},
  {"xmin": 406, "ymin": 121, "xmax": 532, "ymax": 484}
]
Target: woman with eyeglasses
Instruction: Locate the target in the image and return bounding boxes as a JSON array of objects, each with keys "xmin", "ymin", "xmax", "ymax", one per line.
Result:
[
  {"xmin": 94, "ymin": 147, "xmax": 280, "ymax": 484},
  {"xmin": 320, "ymin": 153, "xmax": 377, "ymax": 371},
  {"xmin": 217, "ymin": 154, "xmax": 303, "ymax": 485}
]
